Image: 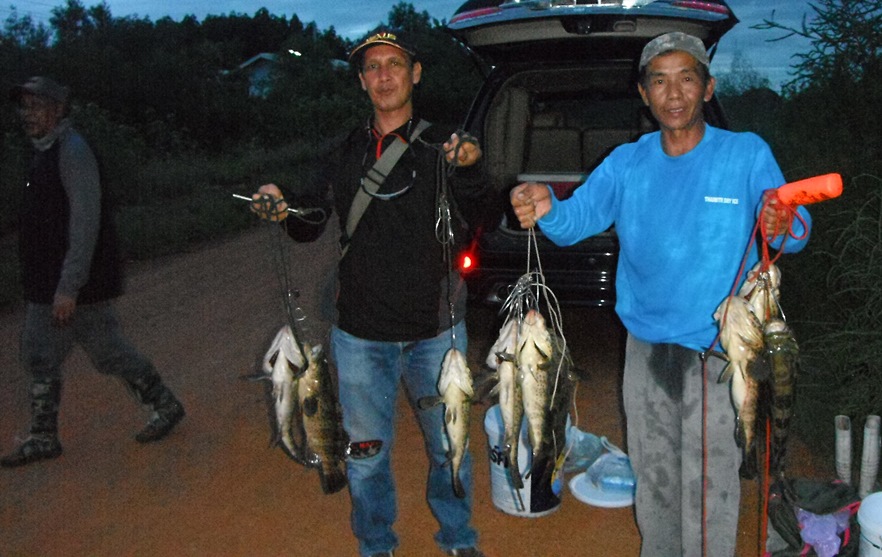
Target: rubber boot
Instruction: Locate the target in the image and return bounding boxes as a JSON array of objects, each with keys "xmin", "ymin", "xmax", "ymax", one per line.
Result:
[
  {"xmin": 0, "ymin": 379, "xmax": 63, "ymax": 467},
  {"xmin": 860, "ymin": 415, "xmax": 880, "ymax": 498},
  {"xmin": 835, "ymin": 415, "xmax": 852, "ymax": 484},
  {"xmin": 126, "ymin": 373, "xmax": 185, "ymax": 443}
]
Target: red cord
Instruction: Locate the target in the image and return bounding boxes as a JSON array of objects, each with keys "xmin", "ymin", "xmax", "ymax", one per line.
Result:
[{"xmin": 760, "ymin": 416, "xmax": 772, "ymax": 555}]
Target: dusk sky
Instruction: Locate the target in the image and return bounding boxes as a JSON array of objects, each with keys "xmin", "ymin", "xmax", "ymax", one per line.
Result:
[{"xmin": 4, "ymin": 0, "xmax": 815, "ymax": 90}]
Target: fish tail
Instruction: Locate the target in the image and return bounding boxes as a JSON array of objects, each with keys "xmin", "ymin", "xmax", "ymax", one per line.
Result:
[{"xmin": 739, "ymin": 442, "xmax": 758, "ymax": 480}]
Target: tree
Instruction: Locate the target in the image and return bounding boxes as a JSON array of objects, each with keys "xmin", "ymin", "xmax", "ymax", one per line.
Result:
[
  {"xmin": 714, "ymin": 49, "xmax": 771, "ymax": 96},
  {"xmin": 754, "ymin": 0, "xmax": 882, "ymax": 94}
]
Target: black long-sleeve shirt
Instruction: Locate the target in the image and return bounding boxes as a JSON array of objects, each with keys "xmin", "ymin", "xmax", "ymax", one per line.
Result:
[{"xmin": 286, "ymin": 117, "xmax": 489, "ymax": 342}]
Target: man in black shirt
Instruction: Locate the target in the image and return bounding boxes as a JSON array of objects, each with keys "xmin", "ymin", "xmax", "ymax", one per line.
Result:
[{"xmin": 251, "ymin": 29, "xmax": 487, "ymax": 557}]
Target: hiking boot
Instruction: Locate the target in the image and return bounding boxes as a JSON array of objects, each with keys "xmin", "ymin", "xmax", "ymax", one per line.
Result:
[
  {"xmin": 0, "ymin": 436, "xmax": 62, "ymax": 467},
  {"xmin": 447, "ymin": 549, "xmax": 485, "ymax": 557},
  {"xmin": 2, "ymin": 378, "xmax": 63, "ymax": 468},
  {"xmin": 135, "ymin": 399, "xmax": 185, "ymax": 443},
  {"xmin": 126, "ymin": 372, "xmax": 186, "ymax": 443}
]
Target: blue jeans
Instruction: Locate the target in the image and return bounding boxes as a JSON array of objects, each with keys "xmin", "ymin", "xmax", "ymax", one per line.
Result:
[{"xmin": 331, "ymin": 321, "xmax": 478, "ymax": 557}]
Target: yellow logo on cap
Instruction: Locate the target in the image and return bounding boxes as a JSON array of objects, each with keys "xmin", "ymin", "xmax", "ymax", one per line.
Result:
[{"xmin": 367, "ymin": 32, "xmax": 397, "ymax": 43}]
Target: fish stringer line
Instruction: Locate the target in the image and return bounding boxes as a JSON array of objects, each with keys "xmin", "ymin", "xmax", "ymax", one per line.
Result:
[
  {"xmin": 523, "ymin": 227, "xmax": 573, "ymax": 424},
  {"xmin": 430, "ymin": 132, "xmax": 476, "ymax": 351},
  {"xmin": 256, "ymin": 205, "xmax": 310, "ymax": 364}
]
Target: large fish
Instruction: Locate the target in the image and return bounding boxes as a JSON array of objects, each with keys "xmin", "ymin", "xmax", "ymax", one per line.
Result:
[
  {"xmin": 437, "ymin": 347, "xmax": 474, "ymax": 499},
  {"xmin": 298, "ymin": 343, "xmax": 348, "ymax": 494},
  {"xmin": 715, "ymin": 295, "xmax": 765, "ymax": 478},
  {"xmin": 517, "ymin": 309, "xmax": 553, "ymax": 461},
  {"xmin": 262, "ymin": 325, "xmax": 307, "ymax": 462},
  {"xmin": 762, "ymin": 318, "xmax": 799, "ymax": 478},
  {"xmin": 489, "ymin": 317, "xmax": 525, "ymax": 490}
]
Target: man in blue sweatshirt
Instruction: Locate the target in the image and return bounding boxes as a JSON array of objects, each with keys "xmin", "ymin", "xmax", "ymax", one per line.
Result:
[{"xmin": 510, "ymin": 33, "xmax": 811, "ymax": 556}]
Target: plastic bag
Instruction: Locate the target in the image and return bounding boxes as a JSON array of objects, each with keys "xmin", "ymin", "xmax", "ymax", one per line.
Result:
[
  {"xmin": 586, "ymin": 437, "xmax": 636, "ymax": 493},
  {"xmin": 796, "ymin": 507, "xmax": 851, "ymax": 557},
  {"xmin": 563, "ymin": 426, "xmax": 603, "ymax": 474}
]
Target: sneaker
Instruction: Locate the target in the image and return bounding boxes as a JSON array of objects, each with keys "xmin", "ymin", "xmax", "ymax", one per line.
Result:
[
  {"xmin": 0, "ymin": 436, "xmax": 63, "ymax": 467},
  {"xmin": 135, "ymin": 400, "xmax": 185, "ymax": 443},
  {"xmin": 447, "ymin": 549, "xmax": 486, "ymax": 557},
  {"xmin": 369, "ymin": 552, "xmax": 394, "ymax": 557}
]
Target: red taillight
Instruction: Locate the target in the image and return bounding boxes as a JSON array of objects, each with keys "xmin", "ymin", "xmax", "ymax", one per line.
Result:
[
  {"xmin": 459, "ymin": 251, "xmax": 476, "ymax": 273},
  {"xmin": 670, "ymin": 1, "xmax": 730, "ymax": 15},
  {"xmin": 450, "ymin": 7, "xmax": 503, "ymax": 25}
]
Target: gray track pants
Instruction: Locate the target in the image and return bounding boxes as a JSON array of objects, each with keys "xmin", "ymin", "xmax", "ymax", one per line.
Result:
[{"xmin": 623, "ymin": 334, "xmax": 741, "ymax": 557}]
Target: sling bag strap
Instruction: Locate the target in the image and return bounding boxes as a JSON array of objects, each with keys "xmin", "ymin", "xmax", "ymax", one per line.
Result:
[{"xmin": 341, "ymin": 118, "xmax": 432, "ymax": 257}]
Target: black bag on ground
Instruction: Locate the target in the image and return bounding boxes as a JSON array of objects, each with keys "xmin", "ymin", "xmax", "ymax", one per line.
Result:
[{"xmin": 767, "ymin": 477, "xmax": 861, "ymax": 557}]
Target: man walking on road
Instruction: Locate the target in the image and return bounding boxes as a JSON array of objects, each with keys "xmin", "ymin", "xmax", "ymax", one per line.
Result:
[{"xmin": 2, "ymin": 76, "xmax": 186, "ymax": 468}]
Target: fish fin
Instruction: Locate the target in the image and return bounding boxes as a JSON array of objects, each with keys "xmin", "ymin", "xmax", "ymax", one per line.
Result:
[
  {"xmin": 739, "ymin": 443, "xmax": 758, "ymax": 480},
  {"xmin": 497, "ymin": 351, "xmax": 517, "ymax": 363},
  {"xmin": 240, "ymin": 372, "xmax": 269, "ymax": 382},
  {"xmin": 717, "ymin": 362, "xmax": 734, "ymax": 383},
  {"xmin": 416, "ymin": 395, "xmax": 442, "ymax": 411},
  {"xmin": 533, "ymin": 341, "xmax": 551, "ymax": 361},
  {"xmin": 290, "ymin": 362, "xmax": 308, "ymax": 380},
  {"xmin": 487, "ymin": 382, "xmax": 501, "ymax": 398},
  {"xmin": 504, "ymin": 443, "xmax": 524, "ymax": 490},
  {"xmin": 318, "ymin": 463, "xmax": 348, "ymax": 495},
  {"xmin": 302, "ymin": 395, "xmax": 319, "ymax": 417},
  {"xmin": 277, "ymin": 438, "xmax": 310, "ymax": 466},
  {"xmin": 453, "ymin": 473, "xmax": 465, "ymax": 499},
  {"xmin": 264, "ymin": 349, "xmax": 280, "ymax": 373},
  {"xmin": 472, "ymin": 372, "xmax": 499, "ymax": 404}
]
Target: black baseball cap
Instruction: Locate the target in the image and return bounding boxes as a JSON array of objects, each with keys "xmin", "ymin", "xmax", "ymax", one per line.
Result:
[{"xmin": 348, "ymin": 28, "xmax": 417, "ymax": 65}]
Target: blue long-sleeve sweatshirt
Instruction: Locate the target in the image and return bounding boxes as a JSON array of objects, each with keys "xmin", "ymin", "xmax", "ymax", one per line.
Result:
[{"xmin": 539, "ymin": 125, "xmax": 812, "ymax": 351}]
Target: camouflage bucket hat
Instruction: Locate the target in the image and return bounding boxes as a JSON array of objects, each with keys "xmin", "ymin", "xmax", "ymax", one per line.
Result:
[{"xmin": 639, "ymin": 32, "xmax": 710, "ymax": 71}]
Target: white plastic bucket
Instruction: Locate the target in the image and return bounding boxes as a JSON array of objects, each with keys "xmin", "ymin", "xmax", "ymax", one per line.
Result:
[
  {"xmin": 859, "ymin": 492, "xmax": 882, "ymax": 556},
  {"xmin": 483, "ymin": 404, "xmax": 565, "ymax": 517}
]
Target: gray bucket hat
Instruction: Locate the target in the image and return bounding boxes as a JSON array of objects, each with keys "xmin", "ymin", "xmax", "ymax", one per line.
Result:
[
  {"xmin": 10, "ymin": 76, "xmax": 70, "ymax": 104},
  {"xmin": 639, "ymin": 32, "xmax": 710, "ymax": 71}
]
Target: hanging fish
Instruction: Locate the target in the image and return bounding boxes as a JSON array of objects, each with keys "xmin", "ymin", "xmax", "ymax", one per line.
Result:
[
  {"xmin": 714, "ymin": 295, "xmax": 765, "ymax": 478},
  {"xmin": 517, "ymin": 309, "xmax": 553, "ymax": 463},
  {"xmin": 488, "ymin": 317, "xmax": 525, "ymax": 490},
  {"xmin": 419, "ymin": 347, "xmax": 474, "ymax": 498},
  {"xmin": 262, "ymin": 325, "xmax": 307, "ymax": 462},
  {"xmin": 762, "ymin": 318, "xmax": 799, "ymax": 479},
  {"xmin": 298, "ymin": 343, "xmax": 349, "ymax": 495}
]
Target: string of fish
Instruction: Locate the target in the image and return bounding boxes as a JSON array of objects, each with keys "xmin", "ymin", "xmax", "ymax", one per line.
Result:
[
  {"xmin": 704, "ymin": 193, "xmax": 806, "ymax": 555},
  {"xmin": 412, "ymin": 131, "xmax": 482, "ymax": 499},
  {"xmin": 248, "ymin": 194, "xmax": 351, "ymax": 495},
  {"xmin": 252, "ymin": 194, "xmax": 327, "ymax": 363},
  {"xmin": 497, "ymin": 223, "xmax": 577, "ymax": 488},
  {"xmin": 504, "ymin": 225, "xmax": 571, "ymax": 412}
]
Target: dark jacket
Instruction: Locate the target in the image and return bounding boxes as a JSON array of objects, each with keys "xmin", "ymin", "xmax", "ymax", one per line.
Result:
[
  {"xmin": 285, "ymin": 117, "xmax": 491, "ymax": 342},
  {"xmin": 19, "ymin": 128, "xmax": 122, "ymax": 304}
]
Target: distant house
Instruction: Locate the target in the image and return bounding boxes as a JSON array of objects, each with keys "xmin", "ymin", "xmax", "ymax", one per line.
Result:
[
  {"xmin": 229, "ymin": 52, "xmax": 350, "ymax": 98},
  {"xmin": 236, "ymin": 53, "xmax": 279, "ymax": 98}
]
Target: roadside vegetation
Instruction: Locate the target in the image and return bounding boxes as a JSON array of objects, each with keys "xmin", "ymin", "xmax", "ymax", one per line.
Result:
[{"xmin": 1, "ymin": 0, "xmax": 880, "ymax": 454}]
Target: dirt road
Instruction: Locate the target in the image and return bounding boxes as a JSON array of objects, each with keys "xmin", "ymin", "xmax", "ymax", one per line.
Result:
[{"xmin": 0, "ymin": 225, "xmax": 826, "ymax": 556}]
